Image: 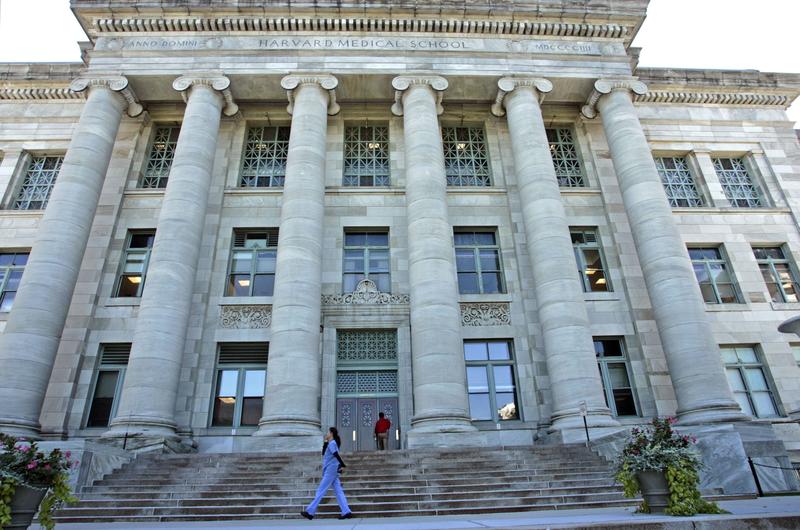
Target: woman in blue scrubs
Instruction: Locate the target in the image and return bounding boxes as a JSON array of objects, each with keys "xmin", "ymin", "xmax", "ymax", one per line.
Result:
[{"xmin": 301, "ymin": 427, "xmax": 352, "ymax": 520}]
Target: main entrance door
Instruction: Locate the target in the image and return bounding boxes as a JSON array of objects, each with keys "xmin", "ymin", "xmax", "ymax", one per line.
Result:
[{"xmin": 336, "ymin": 396, "xmax": 398, "ymax": 452}]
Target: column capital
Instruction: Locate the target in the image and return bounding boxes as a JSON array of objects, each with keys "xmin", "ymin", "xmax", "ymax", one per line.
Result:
[
  {"xmin": 280, "ymin": 74, "xmax": 340, "ymax": 116},
  {"xmin": 69, "ymin": 75, "xmax": 143, "ymax": 117},
  {"xmin": 391, "ymin": 75, "xmax": 448, "ymax": 116},
  {"xmin": 172, "ymin": 74, "xmax": 239, "ymax": 116},
  {"xmin": 580, "ymin": 78, "xmax": 648, "ymax": 119},
  {"xmin": 490, "ymin": 77, "xmax": 553, "ymax": 117}
]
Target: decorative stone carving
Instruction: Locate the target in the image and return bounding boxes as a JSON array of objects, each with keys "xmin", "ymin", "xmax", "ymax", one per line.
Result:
[
  {"xmin": 0, "ymin": 87, "xmax": 84, "ymax": 101},
  {"xmin": 172, "ymin": 74, "xmax": 239, "ymax": 116},
  {"xmin": 280, "ymin": 74, "xmax": 340, "ymax": 115},
  {"xmin": 220, "ymin": 305, "xmax": 272, "ymax": 329},
  {"xmin": 491, "ymin": 77, "xmax": 553, "ymax": 116},
  {"xmin": 460, "ymin": 302, "xmax": 511, "ymax": 326},
  {"xmin": 321, "ymin": 279, "xmax": 409, "ymax": 305},
  {"xmin": 581, "ymin": 78, "xmax": 648, "ymax": 119},
  {"xmin": 69, "ymin": 75, "xmax": 144, "ymax": 117},
  {"xmin": 635, "ymin": 90, "xmax": 791, "ymax": 107},
  {"xmin": 391, "ymin": 75, "xmax": 448, "ymax": 116}
]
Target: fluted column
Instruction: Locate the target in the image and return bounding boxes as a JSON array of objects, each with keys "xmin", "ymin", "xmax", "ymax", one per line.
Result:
[
  {"xmin": 583, "ymin": 79, "xmax": 746, "ymax": 424},
  {"xmin": 0, "ymin": 77, "xmax": 141, "ymax": 437},
  {"xmin": 492, "ymin": 78, "xmax": 617, "ymax": 429},
  {"xmin": 392, "ymin": 75, "xmax": 474, "ymax": 433},
  {"xmin": 256, "ymin": 74, "xmax": 339, "ymax": 437},
  {"xmin": 106, "ymin": 75, "xmax": 238, "ymax": 437}
]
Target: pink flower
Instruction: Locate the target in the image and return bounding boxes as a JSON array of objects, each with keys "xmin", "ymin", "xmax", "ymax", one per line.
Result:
[
  {"xmin": 44, "ymin": 464, "xmax": 51, "ymax": 471},
  {"xmin": 65, "ymin": 451, "xmax": 71, "ymax": 458},
  {"xmin": 27, "ymin": 461, "xmax": 37, "ymax": 470},
  {"xmin": 18, "ymin": 445, "xmax": 31, "ymax": 453}
]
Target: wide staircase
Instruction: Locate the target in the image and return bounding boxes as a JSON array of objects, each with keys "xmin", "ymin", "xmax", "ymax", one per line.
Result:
[{"xmin": 55, "ymin": 444, "xmax": 636, "ymax": 523}]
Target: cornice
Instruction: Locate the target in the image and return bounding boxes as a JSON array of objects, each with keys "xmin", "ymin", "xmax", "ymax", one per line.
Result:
[
  {"xmin": 0, "ymin": 87, "xmax": 84, "ymax": 101},
  {"xmin": 633, "ymin": 91, "xmax": 794, "ymax": 108}
]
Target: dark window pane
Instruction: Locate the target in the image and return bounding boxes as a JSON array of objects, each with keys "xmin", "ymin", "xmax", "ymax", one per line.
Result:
[
  {"xmin": 474, "ymin": 233, "xmax": 496, "ymax": 246},
  {"xmin": 458, "ymin": 273, "xmax": 480, "ymax": 294},
  {"xmin": 227, "ymin": 274, "xmax": 251, "ymax": 296},
  {"xmin": 496, "ymin": 392, "xmax": 518, "ymax": 420},
  {"xmin": 87, "ymin": 371, "xmax": 120, "ymax": 427},
  {"xmin": 116, "ymin": 276, "xmax": 142, "ymax": 297},
  {"xmin": 367, "ymin": 233, "xmax": 389, "ymax": 246},
  {"xmin": 0, "ymin": 254, "xmax": 12, "ymax": 267},
  {"xmin": 252, "ymin": 275, "xmax": 274, "ymax": 296},
  {"xmin": 255, "ymin": 251, "xmax": 276, "ymax": 273},
  {"xmin": 129, "ymin": 233, "xmax": 154, "ymax": 248},
  {"xmin": 453, "ymin": 233, "xmax": 475, "ymax": 246},
  {"xmin": 613, "ymin": 389, "xmax": 637, "ymax": 416},
  {"xmin": 481, "ymin": 272, "xmax": 502, "ymax": 294},
  {"xmin": 372, "ymin": 273, "xmax": 390, "ymax": 292},
  {"xmin": 344, "ymin": 233, "xmax": 366, "ymax": 246},
  {"xmin": 240, "ymin": 397, "xmax": 262, "ymax": 425},
  {"xmin": 212, "ymin": 370, "xmax": 238, "ymax": 427},
  {"xmin": 455, "ymin": 249, "xmax": 476, "ymax": 272}
]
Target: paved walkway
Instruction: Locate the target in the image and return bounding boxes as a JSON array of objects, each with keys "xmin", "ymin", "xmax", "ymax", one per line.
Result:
[{"xmin": 37, "ymin": 496, "xmax": 800, "ymax": 530}]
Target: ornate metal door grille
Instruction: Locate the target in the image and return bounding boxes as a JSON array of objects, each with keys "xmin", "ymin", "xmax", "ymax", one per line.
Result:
[
  {"xmin": 546, "ymin": 128, "xmax": 585, "ymax": 187},
  {"xmin": 336, "ymin": 329, "xmax": 397, "ymax": 363}
]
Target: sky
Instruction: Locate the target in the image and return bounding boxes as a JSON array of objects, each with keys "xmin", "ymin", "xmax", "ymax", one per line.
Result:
[{"xmin": 0, "ymin": 0, "xmax": 798, "ymax": 125}]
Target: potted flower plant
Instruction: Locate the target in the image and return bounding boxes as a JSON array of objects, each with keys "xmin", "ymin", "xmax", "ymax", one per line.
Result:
[
  {"xmin": 615, "ymin": 417, "xmax": 725, "ymax": 515},
  {"xmin": 0, "ymin": 434, "xmax": 78, "ymax": 530}
]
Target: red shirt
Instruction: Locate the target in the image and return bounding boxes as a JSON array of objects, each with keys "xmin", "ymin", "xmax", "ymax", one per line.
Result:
[{"xmin": 375, "ymin": 417, "xmax": 391, "ymax": 434}]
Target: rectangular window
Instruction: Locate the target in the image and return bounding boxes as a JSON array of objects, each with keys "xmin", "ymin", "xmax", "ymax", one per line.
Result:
[
  {"xmin": 442, "ymin": 127, "xmax": 491, "ymax": 187},
  {"xmin": 240, "ymin": 126, "xmax": 290, "ymax": 188},
  {"xmin": 86, "ymin": 344, "xmax": 130, "ymax": 427},
  {"xmin": 343, "ymin": 126, "xmax": 390, "ymax": 187},
  {"xmin": 571, "ymin": 229, "xmax": 611, "ymax": 292},
  {"xmin": 713, "ymin": 157, "xmax": 763, "ymax": 208},
  {"xmin": 594, "ymin": 339, "xmax": 638, "ymax": 416},
  {"xmin": 212, "ymin": 343, "xmax": 268, "ymax": 427},
  {"xmin": 114, "ymin": 231, "xmax": 155, "ymax": 297},
  {"xmin": 791, "ymin": 345, "xmax": 800, "ymax": 367},
  {"xmin": 454, "ymin": 231, "xmax": 504, "ymax": 294},
  {"xmin": 343, "ymin": 232, "xmax": 390, "ymax": 293},
  {"xmin": 753, "ymin": 246, "xmax": 800, "ymax": 303},
  {"xmin": 13, "ymin": 155, "xmax": 63, "ymax": 210},
  {"xmin": 721, "ymin": 346, "xmax": 779, "ymax": 418},
  {"xmin": 654, "ymin": 156, "xmax": 705, "ymax": 207},
  {"xmin": 464, "ymin": 340, "xmax": 519, "ymax": 422},
  {"xmin": 0, "ymin": 252, "xmax": 28, "ymax": 312},
  {"xmin": 689, "ymin": 247, "xmax": 740, "ymax": 304},
  {"xmin": 546, "ymin": 128, "xmax": 585, "ymax": 187},
  {"xmin": 226, "ymin": 230, "xmax": 278, "ymax": 297},
  {"xmin": 140, "ymin": 126, "xmax": 180, "ymax": 188}
]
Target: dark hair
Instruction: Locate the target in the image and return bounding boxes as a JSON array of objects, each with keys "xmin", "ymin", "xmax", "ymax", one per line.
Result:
[
  {"xmin": 329, "ymin": 427, "xmax": 341, "ymax": 448},
  {"xmin": 378, "ymin": 412, "xmax": 385, "ymax": 418}
]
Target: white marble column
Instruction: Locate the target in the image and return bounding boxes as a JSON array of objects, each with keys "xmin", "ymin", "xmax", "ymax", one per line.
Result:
[
  {"xmin": 106, "ymin": 75, "xmax": 237, "ymax": 438},
  {"xmin": 391, "ymin": 76, "xmax": 474, "ymax": 434},
  {"xmin": 256, "ymin": 75, "xmax": 339, "ymax": 440},
  {"xmin": 492, "ymin": 78, "xmax": 617, "ymax": 430},
  {"xmin": 0, "ymin": 77, "xmax": 141, "ymax": 437},
  {"xmin": 583, "ymin": 79, "xmax": 746, "ymax": 424}
]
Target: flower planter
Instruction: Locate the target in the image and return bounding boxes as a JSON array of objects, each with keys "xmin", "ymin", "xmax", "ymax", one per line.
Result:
[
  {"xmin": 7, "ymin": 483, "xmax": 47, "ymax": 530},
  {"xmin": 636, "ymin": 470, "xmax": 670, "ymax": 514}
]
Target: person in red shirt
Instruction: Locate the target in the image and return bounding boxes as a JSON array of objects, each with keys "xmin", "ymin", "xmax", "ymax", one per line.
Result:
[{"xmin": 374, "ymin": 412, "xmax": 391, "ymax": 450}]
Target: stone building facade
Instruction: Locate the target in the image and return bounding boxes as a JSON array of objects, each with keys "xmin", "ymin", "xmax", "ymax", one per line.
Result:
[{"xmin": 1, "ymin": 1, "xmax": 800, "ymax": 485}]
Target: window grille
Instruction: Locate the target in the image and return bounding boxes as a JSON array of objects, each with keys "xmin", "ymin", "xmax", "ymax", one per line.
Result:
[
  {"xmin": 713, "ymin": 158, "xmax": 763, "ymax": 208},
  {"xmin": 99, "ymin": 343, "xmax": 131, "ymax": 365},
  {"xmin": 571, "ymin": 228, "xmax": 611, "ymax": 292},
  {"xmin": 336, "ymin": 370, "xmax": 398, "ymax": 394},
  {"xmin": 454, "ymin": 231, "xmax": 504, "ymax": 294},
  {"xmin": 689, "ymin": 247, "xmax": 740, "ymax": 304},
  {"xmin": 721, "ymin": 346, "xmax": 779, "ymax": 418},
  {"xmin": 342, "ymin": 232, "xmax": 390, "ymax": 293},
  {"xmin": 546, "ymin": 128, "xmax": 585, "ymax": 187},
  {"xmin": 753, "ymin": 246, "xmax": 800, "ymax": 303},
  {"xmin": 218, "ymin": 342, "xmax": 269, "ymax": 364},
  {"xmin": 240, "ymin": 126, "xmax": 290, "ymax": 188},
  {"xmin": 226, "ymin": 229, "xmax": 278, "ymax": 297},
  {"xmin": 114, "ymin": 231, "xmax": 155, "ymax": 297},
  {"xmin": 654, "ymin": 156, "xmax": 705, "ymax": 207},
  {"xmin": 442, "ymin": 127, "xmax": 491, "ymax": 186},
  {"xmin": 343, "ymin": 126, "xmax": 390, "ymax": 186},
  {"xmin": 14, "ymin": 155, "xmax": 63, "ymax": 210},
  {"xmin": 337, "ymin": 330, "xmax": 397, "ymax": 363},
  {"xmin": 464, "ymin": 340, "xmax": 519, "ymax": 421},
  {"xmin": 594, "ymin": 339, "xmax": 638, "ymax": 416},
  {"xmin": 0, "ymin": 252, "xmax": 28, "ymax": 313},
  {"xmin": 141, "ymin": 126, "xmax": 179, "ymax": 188}
]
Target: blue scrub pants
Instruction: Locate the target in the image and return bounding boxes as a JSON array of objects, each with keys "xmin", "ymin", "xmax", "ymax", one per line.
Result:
[{"xmin": 305, "ymin": 465, "xmax": 351, "ymax": 516}]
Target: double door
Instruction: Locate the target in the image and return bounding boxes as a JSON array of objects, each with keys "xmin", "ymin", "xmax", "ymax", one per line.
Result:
[{"xmin": 336, "ymin": 397, "xmax": 398, "ymax": 452}]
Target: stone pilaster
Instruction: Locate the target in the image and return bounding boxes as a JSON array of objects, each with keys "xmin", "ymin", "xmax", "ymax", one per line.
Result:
[
  {"xmin": 105, "ymin": 75, "xmax": 236, "ymax": 439},
  {"xmin": 255, "ymin": 74, "xmax": 338, "ymax": 444},
  {"xmin": 392, "ymin": 75, "xmax": 475, "ymax": 438},
  {"xmin": 493, "ymin": 77, "xmax": 617, "ymax": 430},
  {"xmin": 583, "ymin": 79, "xmax": 747, "ymax": 425},
  {"xmin": 0, "ymin": 76, "xmax": 141, "ymax": 437}
]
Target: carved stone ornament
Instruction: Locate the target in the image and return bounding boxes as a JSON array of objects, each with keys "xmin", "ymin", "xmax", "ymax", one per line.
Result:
[
  {"xmin": 220, "ymin": 304, "xmax": 272, "ymax": 329},
  {"xmin": 280, "ymin": 74, "xmax": 340, "ymax": 116},
  {"xmin": 172, "ymin": 74, "xmax": 239, "ymax": 116},
  {"xmin": 321, "ymin": 279, "xmax": 410, "ymax": 305},
  {"xmin": 581, "ymin": 78, "xmax": 648, "ymax": 119},
  {"xmin": 391, "ymin": 75, "xmax": 448, "ymax": 116},
  {"xmin": 69, "ymin": 75, "xmax": 144, "ymax": 117},
  {"xmin": 491, "ymin": 77, "xmax": 553, "ymax": 117},
  {"xmin": 460, "ymin": 302, "xmax": 511, "ymax": 326}
]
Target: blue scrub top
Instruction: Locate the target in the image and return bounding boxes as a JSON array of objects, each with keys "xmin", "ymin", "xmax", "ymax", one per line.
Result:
[{"xmin": 323, "ymin": 439, "xmax": 340, "ymax": 469}]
